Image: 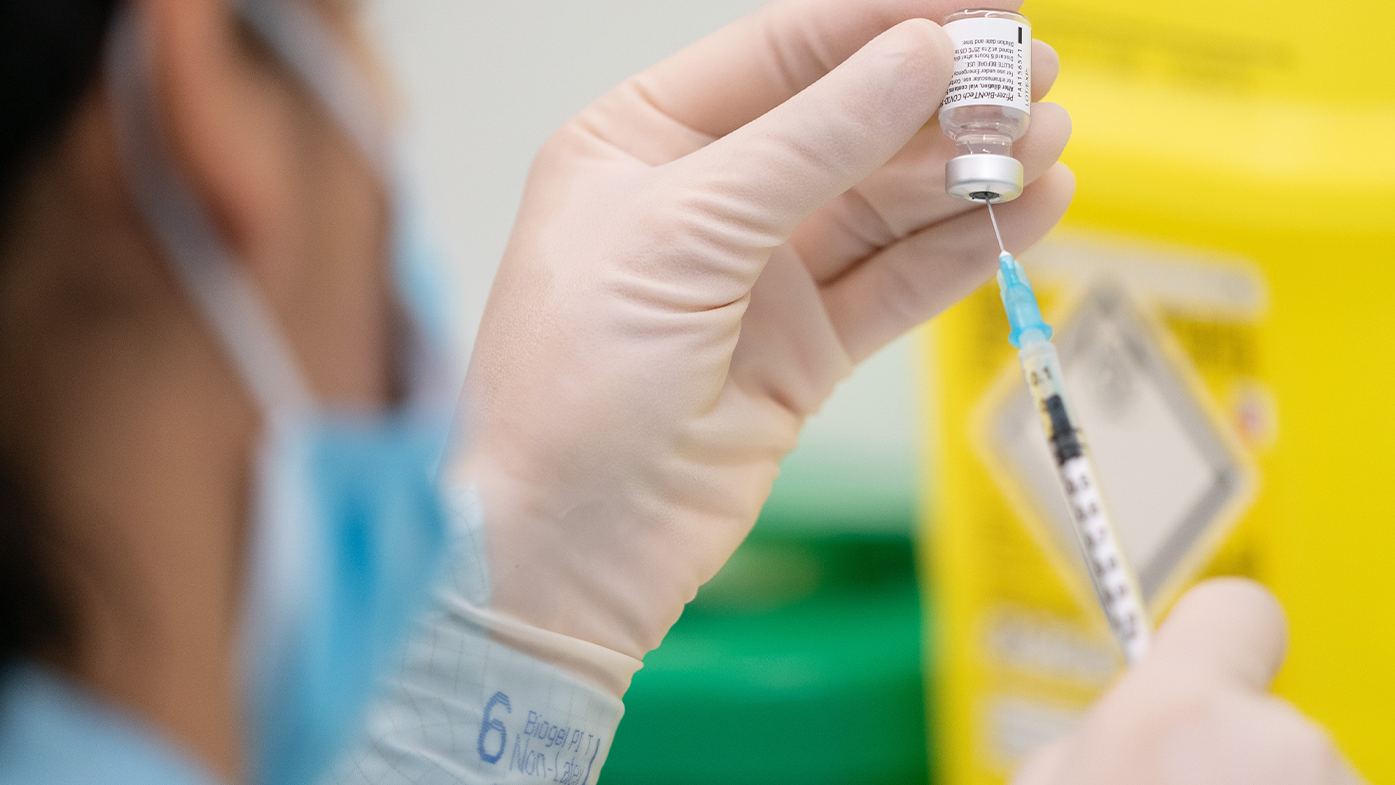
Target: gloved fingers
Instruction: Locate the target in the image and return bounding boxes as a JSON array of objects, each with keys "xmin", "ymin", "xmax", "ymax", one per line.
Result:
[
  {"xmin": 791, "ymin": 100, "xmax": 1070, "ymax": 284},
  {"xmin": 727, "ymin": 246, "xmax": 854, "ymax": 419},
  {"xmin": 820, "ymin": 163, "xmax": 1074, "ymax": 364},
  {"xmin": 627, "ymin": 0, "xmax": 1022, "ymax": 143},
  {"xmin": 1012, "ymin": 696, "xmax": 1366, "ymax": 785},
  {"xmin": 1010, "ymin": 738, "xmax": 1071, "ymax": 785},
  {"xmin": 1147, "ymin": 577, "xmax": 1289, "ymax": 694},
  {"xmin": 1032, "ymin": 40, "xmax": 1060, "ymax": 102},
  {"xmin": 1157, "ymin": 693, "xmax": 1367, "ymax": 785},
  {"xmin": 589, "ymin": 33, "xmax": 1060, "ymax": 167},
  {"xmin": 657, "ymin": 18, "xmax": 953, "ymax": 290},
  {"xmin": 999, "ymin": 581, "xmax": 1338, "ymax": 785}
]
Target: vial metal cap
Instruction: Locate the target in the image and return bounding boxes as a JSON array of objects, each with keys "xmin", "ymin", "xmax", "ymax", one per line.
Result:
[{"xmin": 945, "ymin": 153, "xmax": 1024, "ymax": 202}]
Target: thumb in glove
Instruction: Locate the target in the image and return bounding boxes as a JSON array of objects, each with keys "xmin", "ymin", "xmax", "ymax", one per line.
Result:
[{"xmin": 1014, "ymin": 578, "xmax": 1365, "ymax": 785}]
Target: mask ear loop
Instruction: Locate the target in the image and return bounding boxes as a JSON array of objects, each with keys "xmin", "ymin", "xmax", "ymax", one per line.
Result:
[
  {"xmin": 104, "ymin": 6, "xmax": 315, "ymax": 416},
  {"xmin": 238, "ymin": 0, "xmax": 462, "ymax": 411},
  {"xmin": 237, "ymin": 0, "xmax": 392, "ymax": 179}
]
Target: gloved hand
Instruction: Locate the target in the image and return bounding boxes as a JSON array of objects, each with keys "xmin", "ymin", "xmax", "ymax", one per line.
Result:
[
  {"xmin": 452, "ymin": 0, "xmax": 1074, "ymax": 677},
  {"xmin": 1013, "ymin": 579, "xmax": 1366, "ymax": 785}
]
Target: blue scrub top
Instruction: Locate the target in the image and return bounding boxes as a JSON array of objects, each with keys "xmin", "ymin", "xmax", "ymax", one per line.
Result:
[{"xmin": 0, "ymin": 662, "xmax": 218, "ymax": 785}]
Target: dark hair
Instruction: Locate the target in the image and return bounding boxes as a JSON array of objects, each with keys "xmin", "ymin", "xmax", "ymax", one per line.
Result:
[
  {"xmin": 0, "ymin": 0, "xmax": 123, "ymax": 667},
  {"xmin": 1, "ymin": 0, "xmax": 121, "ymax": 217}
]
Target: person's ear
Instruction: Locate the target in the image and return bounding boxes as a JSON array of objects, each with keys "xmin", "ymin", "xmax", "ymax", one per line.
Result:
[{"xmin": 137, "ymin": 0, "xmax": 301, "ymax": 277}]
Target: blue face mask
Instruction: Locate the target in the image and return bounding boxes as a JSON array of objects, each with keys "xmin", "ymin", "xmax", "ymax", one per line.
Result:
[{"xmin": 104, "ymin": 4, "xmax": 461, "ymax": 784}]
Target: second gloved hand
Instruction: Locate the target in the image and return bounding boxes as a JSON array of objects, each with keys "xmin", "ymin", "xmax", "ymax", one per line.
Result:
[
  {"xmin": 1013, "ymin": 579, "xmax": 1366, "ymax": 785},
  {"xmin": 453, "ymin": 0, "xmax": 1074, "ymax": 674}
]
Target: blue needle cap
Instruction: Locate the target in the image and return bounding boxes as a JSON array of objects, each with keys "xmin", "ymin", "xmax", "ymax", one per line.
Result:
[{"xmin": 995, "ymin": 251, "xmax": 1053, "ymax": 348}]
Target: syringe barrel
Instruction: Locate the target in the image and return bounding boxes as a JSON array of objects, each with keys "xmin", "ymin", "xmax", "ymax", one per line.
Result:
[{"xmin": 1018, "ymin": 339, "xmax": 1152, "ymax": 664}]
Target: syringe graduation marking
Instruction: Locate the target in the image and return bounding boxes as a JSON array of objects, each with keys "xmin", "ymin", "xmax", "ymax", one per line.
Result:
[
  {"xmin": 1020, "ymin": 345, "xmax": 1151, "ymax": 664},
  {"xmin": 1060, "ymin": 453, "xmax": 1145, "ymax": 648}
]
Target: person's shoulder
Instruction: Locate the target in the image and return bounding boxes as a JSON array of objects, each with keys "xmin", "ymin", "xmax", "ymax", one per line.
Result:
[{"xmin": 0, "ymin": 662, "xmax": 222, "ymax": 785}]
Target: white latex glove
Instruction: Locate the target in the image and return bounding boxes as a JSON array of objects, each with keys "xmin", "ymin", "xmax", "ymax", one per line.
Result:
[
  {"xmin": 454, "ymin": 0, "xmax": 1074, "ymax": 672},
  {"xmin": 1013, "ymin": 579, "xmax": 1366, "ymax": 785}
]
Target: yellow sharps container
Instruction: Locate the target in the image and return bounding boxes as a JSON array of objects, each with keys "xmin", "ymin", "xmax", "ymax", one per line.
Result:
[{"xmin": 922, "ymin": 2, "xmax": 1395, "ymax": 782}]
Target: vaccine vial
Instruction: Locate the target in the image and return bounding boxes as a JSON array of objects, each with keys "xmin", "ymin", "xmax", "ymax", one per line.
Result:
[{"xmin": 939, "ymin": 8, "xmax": 1032, "ymax": 202}]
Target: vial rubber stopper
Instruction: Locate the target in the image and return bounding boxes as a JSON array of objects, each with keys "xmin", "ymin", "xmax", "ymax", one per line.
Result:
[{"xmin": 946, "ymin": 153, "xmax": 1024, "ymax": 202}]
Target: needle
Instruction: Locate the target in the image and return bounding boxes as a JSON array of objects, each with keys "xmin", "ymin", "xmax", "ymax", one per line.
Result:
[{"xmin": 985, "ymin": 199, "xmax": 1007, "ymax": 255}]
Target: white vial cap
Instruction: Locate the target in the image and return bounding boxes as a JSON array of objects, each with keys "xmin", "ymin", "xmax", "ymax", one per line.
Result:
[{"xmin": 945, "ymin": 154, "xmax": 1024, "ymax": 202}]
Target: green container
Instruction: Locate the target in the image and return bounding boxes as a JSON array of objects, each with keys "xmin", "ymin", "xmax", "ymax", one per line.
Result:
[{"xmin": 601, "ymin": 535, "xmax": 931, "ymax": 785}]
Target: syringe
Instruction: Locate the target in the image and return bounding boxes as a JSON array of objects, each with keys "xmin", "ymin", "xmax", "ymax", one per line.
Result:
[{"xmin": 985, "ymin": 203, "xmax": 1152, "ymax": 665}]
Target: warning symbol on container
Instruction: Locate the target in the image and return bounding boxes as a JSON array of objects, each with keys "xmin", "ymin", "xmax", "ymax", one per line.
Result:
[{"xmin": 979, "ymin": 284, "xmax": 1255, "ymax": 607}]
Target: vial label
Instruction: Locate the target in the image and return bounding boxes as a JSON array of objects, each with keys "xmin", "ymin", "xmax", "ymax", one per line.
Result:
[{"xmin": 942, "ymin": 17, "xmax": 1032, "ymax": 113}]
